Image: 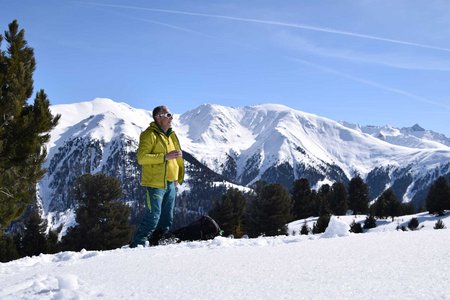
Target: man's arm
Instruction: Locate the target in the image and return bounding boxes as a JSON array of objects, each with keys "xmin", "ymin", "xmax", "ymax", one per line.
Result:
[{"xmin": 137, "ymin": 131, "xmax": 165, "ymax": 165}]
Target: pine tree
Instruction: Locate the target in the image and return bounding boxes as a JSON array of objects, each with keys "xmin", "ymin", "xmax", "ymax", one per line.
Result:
[
  {"xmin": 348, "ymin": 176, "xmax": 369, "ymax": 215},
  {"xmin": 0, "ymin": 234, "xmax": 20, "ymax": 262},
  {"xmin": 384, "ymin": 189, "xmax": 401, "ymax": 221},
  {"xmin": 210, "ymin": 196, "xmax": 234, "ymax": 235},
  {"xmin": 292, "ymin": 178, "xmax": 315, "ymax": 219},
  {"xmin": 209, "ymin": 188, "xmax": 247, "ymax": 237},
  {"xmin": 328, "ymin": 182, "xmax": 348, "ymax": 215},
  {"xmin": 16, "ymin": 210, "xmax": 48, "ymax": 257},
  {"xmin": 400, "ymin": 202, "xmax": 416, "ymax": 216},
  {"xmin": 46, "ymin": 229, "xmax": 59, "ymax": 254},
  {"xmin": 372, "ymin": 188, "xmax": 400, "ymax": 220},
  {"xmin": 317, "ymin": 184, "xmax": 332, "ymax": 216},
  {"xmin": 312, "ymin": 214, "xmax": 330, "ymax": 234},
  {"xmin": 407, "ymin": 217, "xmax": 419, "ymax": 231},
  {"xmin": 363, "ymin": 215, "xmax": 377, "ymax": 229},
  {"xmin": 372, "ymin": 192, "xmax": 387, "ymax": 219},
  {"xmin": 350, "ymin": 220, "xmax": 363, "ymax": 233},
  {"xmin": 426, "ymin": 176, "xmax": 450, "ymax": 216},
  {"xmin": 434, "ymin": 219, "xmax": 446, "ymax": 229},
  {"xmin": 300, "ymin": 221, "xmax": 310, "ymax": 235},
  {"xmin": 60, "ymin": 173, "xmax": 132, "ymax": 251},
  {"xmin": 246, "ymin": 183, "xmax": 293, "ymax": 237},
  {"xmin": 0, "ymin": 20, "xmax": 60, "ymax": 235}
]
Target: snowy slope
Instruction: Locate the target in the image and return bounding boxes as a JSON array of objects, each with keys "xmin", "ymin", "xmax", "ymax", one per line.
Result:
[
  {"xmin": 39, "ymin": 99, "xmax": 153, "ymax": 212},
  {"xmin": 1, "ymin": 213, "xmax": 449, "ymax": 299},
  {"xmin": 341, "ymin": 121, "xmax": 450, "ymax": 149},
  {"xmin": 47, "ymin": 98, "xmax": 152, "ymax": 149},
  {"xmin": 177, "ymin": 103, "xmax": 450, "ymax": 203},
  {"xmin": 179, "ymin": 103, "xmax": 450, "ymax": 178}
]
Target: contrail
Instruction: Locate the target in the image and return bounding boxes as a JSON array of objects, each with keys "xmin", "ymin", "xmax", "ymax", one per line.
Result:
[
  {"xmin": 81, "ymin": 2, "xmax": 450, "ymax": 53},
  {"xmin": 94, "ymin": 7, "xmax": 215, "ymax": 39},
  {"xmin": 289, "ymin": 57, "xmax": 450, "ymax": 110}
]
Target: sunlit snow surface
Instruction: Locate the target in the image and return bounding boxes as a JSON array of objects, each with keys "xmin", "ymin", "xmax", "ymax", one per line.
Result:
[{"xmin": 1, "ymin": 213, "xmax": 449, "ymax": 299}]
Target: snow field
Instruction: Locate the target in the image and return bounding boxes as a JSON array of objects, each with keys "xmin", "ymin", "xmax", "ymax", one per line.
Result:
[{"xmin": 1, "ymin": 214, "xmax": 449, "ymax": 299}]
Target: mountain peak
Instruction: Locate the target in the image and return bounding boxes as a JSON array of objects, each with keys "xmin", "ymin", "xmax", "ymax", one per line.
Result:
[
  {"xmin": 411, "ymin": 124, "xmax": 425, "ymax": 131},
  {"xmin": 252, "ymin": 103, "xmax": 294, "ymax": 111}
]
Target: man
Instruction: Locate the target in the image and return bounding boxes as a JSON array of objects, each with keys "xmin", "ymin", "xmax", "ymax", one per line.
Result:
[{"xmin": 130, "ymin": 105, "xmax": 184, "ymax": 247}]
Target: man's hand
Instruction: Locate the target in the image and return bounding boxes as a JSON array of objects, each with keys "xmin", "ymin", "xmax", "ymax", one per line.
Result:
[{"xmin": 166, "ymin": 150, "xmax": 182, "ymax": 160}]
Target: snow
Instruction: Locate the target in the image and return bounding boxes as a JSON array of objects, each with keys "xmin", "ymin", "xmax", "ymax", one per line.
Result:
[
  {"xmin": 173, "ymin": 101, "xmax": 450, "ymax": 186},
  {"xmin": 211, "ymin": 181, "xmax": 254, "ymax": 194},
  {"xmin": 2, "ymin": 213, "xmax": 449, "ymax": 299},
  {"xmin": 45, "ymin": 209, "xmax": 77, "ymax": 240},
  {"xmin": 321, "ymin": 216, "xmax": 351, "ymax": 238},
  {"xmin": 45, "ymin": 99, "xmax": 450, "ymax": 184},
  {"xmin": 340, "ymin": 121, "xmax": 450, "ymax": 149},
  {"xmin": 39, "ymin": 99, "xmax": 450, "ymax": 214},
  {"xmin": 48, "ymin": 98, "xmax": 152, "ymax": 149}
]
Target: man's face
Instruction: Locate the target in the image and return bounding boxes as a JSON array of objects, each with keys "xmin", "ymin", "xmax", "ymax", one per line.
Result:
[{"xmin": 156, "ymin": 107, "xmax": 173, "ymax": 129}]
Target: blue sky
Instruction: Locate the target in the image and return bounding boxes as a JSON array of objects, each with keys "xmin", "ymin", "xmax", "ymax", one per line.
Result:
[{"xmin": 2, "ymin": 0, "xmax": 450, "ymax": 137}]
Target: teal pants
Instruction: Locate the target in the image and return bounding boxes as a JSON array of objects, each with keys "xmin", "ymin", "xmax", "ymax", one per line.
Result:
[{"xmin": 131, "ymin": 182, "xmax": 176, "ymax": 247}]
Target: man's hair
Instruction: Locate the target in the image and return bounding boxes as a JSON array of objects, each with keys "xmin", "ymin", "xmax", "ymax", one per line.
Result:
[{"xmin": 152, "ymin": 105, "xmax": 167, "ymax": 119}]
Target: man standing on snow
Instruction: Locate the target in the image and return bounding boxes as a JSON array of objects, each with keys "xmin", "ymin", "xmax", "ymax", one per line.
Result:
[{"xmin": 130, "ymin": 105, "xmax": 184, "ymax": 247}]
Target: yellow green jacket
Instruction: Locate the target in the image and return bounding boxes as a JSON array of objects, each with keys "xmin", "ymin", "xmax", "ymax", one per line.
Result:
[{"xmin": 137, "ymin": 122, "xmax": 185, "ymax": 188}]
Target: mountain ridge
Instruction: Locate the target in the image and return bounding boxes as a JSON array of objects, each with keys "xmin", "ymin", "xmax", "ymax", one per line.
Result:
[
  {"xmin": 38, "ymin": 98, "xmax": 450, "ymax": 221},
  {"xmin": 177, "ymin": 102, "xmax": 449, "ymax": 184}
]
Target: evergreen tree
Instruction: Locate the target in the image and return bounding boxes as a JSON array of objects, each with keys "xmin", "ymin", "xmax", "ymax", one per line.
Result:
[
  {"xmin": 328, "ymin": 182, "xmax": 348, "ymax": 215},
  {"xmin": 0, "ymin": 234, "xmax": 20, "ymax": 262},
  {"xmin": 61, "ymin": 173, "xmax": 132, "ymax": 251},
  {"xmin": 310, "ymin": 190, "xmax": 321, "ymax": 217},
  {"xmin": 246, "ymin": 183, "xmax": 293, "ymax": 237},
  {"xmin": 209, "ymin": 188, "xmax": 247, "ymax": 237},
  {"xmin": 407, "ymin": 217, "xmax": 419, "ymax": 231},
  {"xmin": 363, "ymin": 215, "xmax": 377, "ymax": 229},
  {"xmin": 16, "ymin": 209, "xmax": 49, "ymax": 257},
  {"xmin": 371, "ymin": 192, "xmax": 387, "ymax": 219},
  {"xmin": 46, "ymin": 229, "xmax": 59, "ymax": 254},
  {"xmin": 400, "ymin": 202, "xmax": 416, "ymax": 216},
  {"xmin": 372, "ymin": 188, "xmax": 401, "ymax": 220},
  {"xmin": 426, "ymin": 176, "xmax": 450, "ymax": 216},
  {"xmin": 300, "ymin": 221, "xmax": 310, "ymax": 235},
  {"xmin": 0, "ymin": 20, "xmax": 60, "ymax": 235},
  {"xmin": 209, "ymin": 195, "xmax": 234, "ymax": 235},
  {"xmin": 250, "ymin": 180, "xmax": 268, "ymax": 195},
  {"xmin": 312, "ymin": 214, "xmax": 330, "ymax": 234},
  {"xmin": 348, "ymin": 176, "xmax": 369, "ymax": 215},
  {"xmin": 350, "ymin": 220, "xmax": 363, "ymax": 233},
  {"xmin": 384, "ymin": 189, "xmax": 401, "ymax": 221},
  {"xmin": 292, "ymin": 178, "xmax": 315, "ymax": 219},
  {"xmin": 317, "ymin": 184, "xmax": 332, "ymax": 216},
  {"xmin": 434, "ymin": 219, "xmax": 446, "ymax": 229}
]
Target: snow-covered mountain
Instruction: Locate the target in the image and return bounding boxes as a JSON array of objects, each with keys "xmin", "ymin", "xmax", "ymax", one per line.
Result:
[
  {"xmin": 340, "ymin": 121, "xmax": 450, "ymax": 149},
  {"xmin": 39, "ymin": 99, "xmax": 235, "ymax": 227},
  {"xmin": 38, "ymin": 98, "xmax": 450, "ymax": 222},
  {"xmin": 177, "ymin": 103, "xmax": 450, "ymax": 203}
]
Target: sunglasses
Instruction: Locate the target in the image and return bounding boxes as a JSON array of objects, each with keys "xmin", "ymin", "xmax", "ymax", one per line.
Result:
[{"xmin": 157, "ymin": 113, "xmax": 173, "ymax": 118}]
